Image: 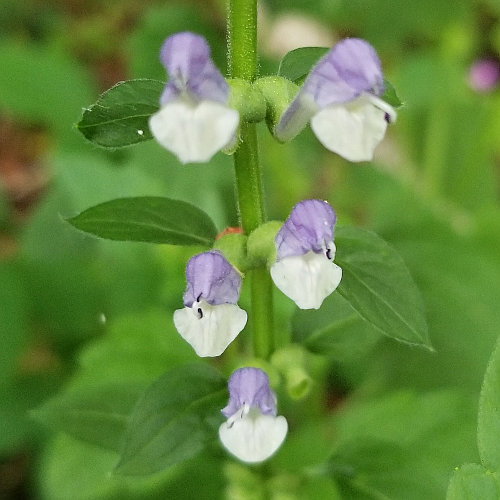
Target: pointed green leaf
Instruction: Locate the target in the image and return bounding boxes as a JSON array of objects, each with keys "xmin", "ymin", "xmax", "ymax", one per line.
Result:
[
  {"xmin": 77, "ymin": 79, "xmax": 163, "ymax": 148},
  {"xmin": 32, "ymin": 382, "xmax": 145, "ymax": 452},
  {"xmin": 478, "ymin": 336, "xmax": 500, "ymax": 470},
  {"xmin": 278, "ymin": 47, "xmax": 328, "ymax": 84},
  {"xmin": 66, "ymin": 196, "xmax": 218, "ymax": 246},
  {"xmin": 446, "ymin": 464, "xmax": 500, "ymax": 500},
  {"xmin": 335, "ymin": 226, "xmax": 431, "ymax": 349},
  {"xmin": 382, "ymin": 79, "xmax": 403, "ymax": 108},
  {"xmin": 115, "ymin": 363, "xmax": 226, "ymax": 475}
]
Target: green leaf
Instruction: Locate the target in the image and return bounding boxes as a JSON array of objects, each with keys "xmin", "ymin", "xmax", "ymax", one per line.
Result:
[
  {"xmin": 0, "ymin": 263, "xmax": 28, "ymax": 379},
  {"xmin": 381, "ymin": 79, "xmax": 403, "ymax": 108},
  {"xmin": 33, "ymin": 382, "xmax": 146, "ymax": 452},
  {"xmin": 0, "ymin": 43, "xmax": 95, "ymax": 147},
  {"xmin": 278, "ymin": 47, "xmax": 328, "ymax": 83},
  {"xmin": 446, "ymin": 464, "xmax": 500, "ymax": 500},
  {"xmin": 292, "ymin": 292, "xmax": 381, "ymax": 361},
  {"xmin": 331, "ymin": 390, "xmax": 477, "ymax": 500},
  {"xmin": 127, "ymin": 5, "xmax": 225, "ymax": 81},
  {"xmin": 66, "ymin": 196, "xmax": 218, "ymax": 246},
  {"xmin": 76, "ymin": 309, "xmax": 197, "ymax": 387},
  {"xmin": 77, "ymin": 79, "xmax": 163, "ymax": 148},
  {"xmin": 0, "ymin": 374, "xmax": 60, "ymax": 455},
  {"xmin": 115, "ymin": 363, "xmax": 226, "ymax": 475},
  {"xmin": 335, "ymin": 226, "xmax": 431, "ymax": 349},
  {"xmin": 40, "ymin": 434, "xmax": 224, "ymax": 500},
  {"xmin": 478, "ymin": 336, "xmax": 500, "ymax": 470}
]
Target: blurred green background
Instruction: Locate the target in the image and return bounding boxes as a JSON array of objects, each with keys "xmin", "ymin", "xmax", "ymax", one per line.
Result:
[{"xmin": 1, "ymin": 0, "xmax": 500, "ymax": 498}]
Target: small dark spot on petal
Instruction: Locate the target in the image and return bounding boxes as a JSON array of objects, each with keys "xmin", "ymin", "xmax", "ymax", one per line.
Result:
[
  {"xmin": 384, "ymin": 112, "xmax": 391, "ymax": 124},
  {"xmin": 326, "ymin": 248, "xmax": 332, "ymax": 260},
  {"xmin": 197, "ymin": 308, "xmax": 203, "ymax": 319}
]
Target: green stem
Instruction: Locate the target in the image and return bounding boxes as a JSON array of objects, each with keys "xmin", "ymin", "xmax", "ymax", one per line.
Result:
[
  {"xmin": 233, "ymin": 122, "xmax": 264, "ymax": 233},
  {"xmin": 228, "ymin": 0, "xmax": 258, "ymax": 81},
  {"xmin": 250, "ymin": 267, "xmax": 274, "ymax": 358},
  {"xmin": 228, "ymin": 0, "xmax": 274, "ymax": 359}
]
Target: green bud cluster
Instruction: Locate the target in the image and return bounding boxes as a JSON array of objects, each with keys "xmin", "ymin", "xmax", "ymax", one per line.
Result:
[
  {"xmin": 212, "ymin": 220, "xmax": 282, "ymax": 274},
  {"xmin": 227, "ymin": 76, "xmax": 299, "ymax": 139}
]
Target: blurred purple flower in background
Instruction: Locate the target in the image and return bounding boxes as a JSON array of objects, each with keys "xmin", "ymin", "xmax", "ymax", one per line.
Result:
[{"xmin": 468, "ymin": 58, "xmax": 500, "ymax": 93}]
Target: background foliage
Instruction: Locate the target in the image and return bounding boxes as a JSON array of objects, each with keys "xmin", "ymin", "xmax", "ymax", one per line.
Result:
[{"xmin": 1, "ymin": 0, "xmax": 500, "ymax": 498}]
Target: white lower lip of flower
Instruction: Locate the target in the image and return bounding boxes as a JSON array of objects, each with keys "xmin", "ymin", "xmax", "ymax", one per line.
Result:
[
  {"xmin": 270, "ymin": 251, "xmax": 342, "ymax": 309},
  {"xmin": 149, "ymin": 100, "xmax": 239, "ymax": 164},
  {"xmin": 173, "ymin": 301, "xmax": 247, "ymax": 357},
  {"xmin": 310, "ymin": 96, "xmax": 389, "ymax": 162},
  {"xmin": 219, "ymin": 407, "xmax": 288, "ymax": 463}
]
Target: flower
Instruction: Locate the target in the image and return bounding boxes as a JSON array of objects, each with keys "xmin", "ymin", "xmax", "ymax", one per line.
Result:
[
  {"xmin": 173, "ymin": 251, "xmax": 247, "ymax": 357},
  {"xmin": 275, "ymin": 38, "xmax": 396, "ymax": 162},
  {"xmin": 219, "ymin": 367, "xmax": 288, "ymax": 463},
  {"xmin": 149, "ymin": 32, "xmax": 239, "ymax": 163},
  {"xmin": 270, "ymin": 199, "xmax": 342, "ymax": 309}
]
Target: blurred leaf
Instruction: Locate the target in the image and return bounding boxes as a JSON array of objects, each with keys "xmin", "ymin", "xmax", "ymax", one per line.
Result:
[
  {"xmin": 127, "ymin": 5, "xmax": 225, "ymax": 81},
  {"xmin": 0, "ymin": 185, "xmax": 10, "ymax": 231},
  {"xmin": 273, "ymin": 419, "xmax": 336, "ymax": 473},
  {"xmin": 335, "ymin": 226, "xmax": 431, "ymax": 349},
  {"xmin": 331, "ymin": 390, "xmax": 477, "ymax": 499},
  {"xmin": 23, "ymin": 257, "xmax": 105, "ymax": 345},
  {"xmin": 446, "ymin": 464, "xmax": 500, "ymax": 500},
  {"xmin": 277, "ymin": 47, "xmax": 327, "ymax": 83},
  {"xmin": 116, "ymin": 363, "xmax": 226, "ymax": 475},
  {"xmin": 66, "ymin": 196, "xmax": 218, "ymax": 246},
  {"xmin": 0, "ymin": 262, "xmax": 28, "ymax": 379},
  {"xmin": 0, "ymin": 42, "xmax": 95, "ymax": 147},
  {"xmin": 312, "ymin": 0, "xmax": 471, "ymax": 55},
  {"xmin": 0, "ymin": 374, "xmax": 61, "ymax": 455},
  {"xmin": 478, "ymin": 336, "xmax": 500, "ymax": 470},
  {"xmin": 333, "ymin": 390, "xmax": 474, "ymax": 447},
  {"xmin": 77, "ymin": 79, "xmax": 163, "ymax": 148},
  {"xmin": 76, "ymin": 309, "xmax": 197, "ymax": 386},
  {"xmin": 445, "ymin": 99, "xmax": 498, "ymax": 210},
  {"xmin": 39, "ymin": 434, "xmax": 224, "ymax": 500},
  {"xmin": 292, "ymin": 292, "xmax": 381, "ymax": 361},
  {"xmin": 33, "ymin": 382, "xmax": 145, "ymax": 452},
  {"xmin": 300, "ymin": 476, "xmax": 342, "ymax": 500}
]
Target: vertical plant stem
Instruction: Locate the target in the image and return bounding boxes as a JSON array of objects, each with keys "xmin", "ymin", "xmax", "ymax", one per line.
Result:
[
  {"xmin": 228, "ymin": 0, "xmax": 274, "ymax": 359},
  {"xmin": 228, "ymin": 0, "xmax": 258, "ymax": 82}
]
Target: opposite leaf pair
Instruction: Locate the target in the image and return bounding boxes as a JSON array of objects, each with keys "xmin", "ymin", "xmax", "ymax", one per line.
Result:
[
  {"xmin": 174, "ymin": 199, "xmax": 342, "ymax": 358},
  {"xmin": 149, "ymin": 32, "xmax": 396, "ymax": 164}
]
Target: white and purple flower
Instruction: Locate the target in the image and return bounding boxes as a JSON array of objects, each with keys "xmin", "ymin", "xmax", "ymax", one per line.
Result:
[
  {"xmin": 149, "ymin": 32, "xmax": 239, "ymax": 163},
  {"xmin": 270, "ymin": 199, "xmax": 342, "ymax": 309},
  {"xmin": 275, "ymin": 38, "xmax": 396, "ymax": 162},
  {"xmin": 173, "ymin": 251, "xmax": 247, "ymax": 357},
  {"xmin": 219, "ymin": 367, "xmax": 288, "ymax": 463}
]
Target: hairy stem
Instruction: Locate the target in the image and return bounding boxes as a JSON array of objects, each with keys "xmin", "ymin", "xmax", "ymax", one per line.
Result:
[{"xmin": 228, "ymin": 0, "xmax": 274, "ymax": 359}]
